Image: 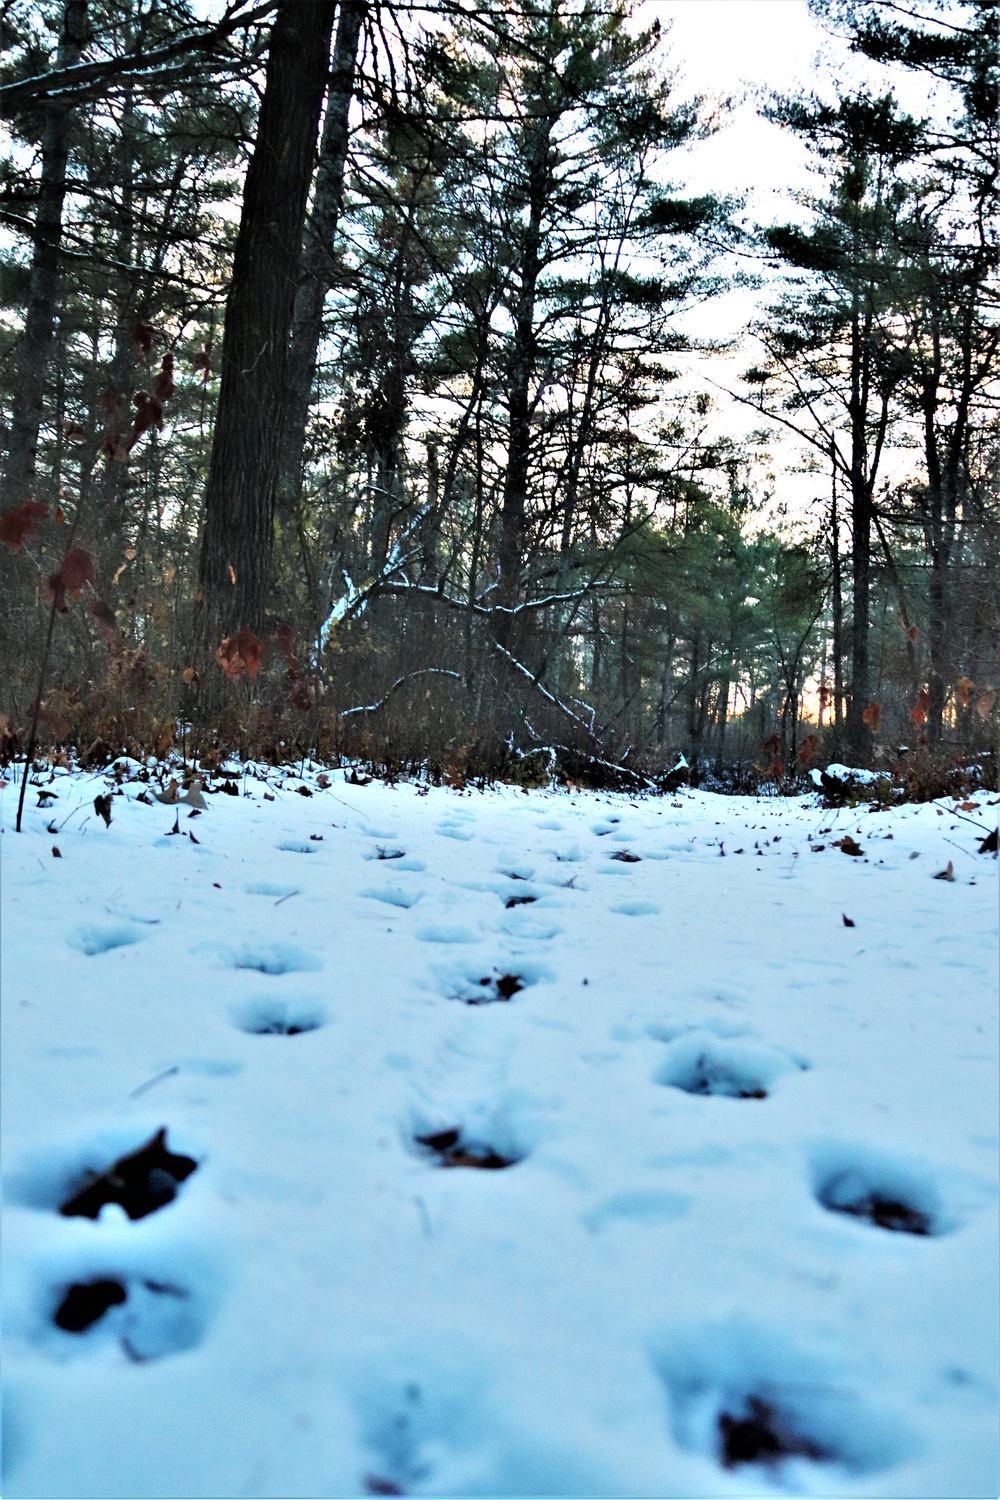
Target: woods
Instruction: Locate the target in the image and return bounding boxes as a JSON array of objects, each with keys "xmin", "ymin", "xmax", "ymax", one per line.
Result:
[{"xmin": 2, "ymin": 0, "xmax": 997, "ymax": 785}]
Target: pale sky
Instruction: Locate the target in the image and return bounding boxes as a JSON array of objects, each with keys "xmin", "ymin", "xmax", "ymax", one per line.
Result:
[{"xmin": 634, "ymin": 0, "xmax": 933, "ymax": 521}]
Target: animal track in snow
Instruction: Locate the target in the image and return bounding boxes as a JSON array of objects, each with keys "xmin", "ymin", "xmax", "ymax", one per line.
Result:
[
  {"xmin": 59, "ymin": 1128, "xmax": 197, "ymax": 1220},
  {"xmin": 432, "ymin": 957, "xmax": 551, "ymax": 1005},
  {"xmin": 229, "ymin": 942, "xmax": 322, "ymax": 975},
  {"xmin": 231, "ymin": 995, "xmax": 328, "ymax": 1035},
  {"xmin": 67, "ymin": 922, "xmax": 145, "ymax": 956},
  {"xmin": 49, "ymin": 1272, "xmax": 208, "ymax": 1361},
  {"xmin": 413, "ymin": 1127, "xmax": 522, "ymax": 1170},
  {"xmin": 653, "ymin": 1319, "xmax": 915, "ymax": 1479},
  {"xmin": 810, "ymin": 1142, "xmax": 954, "ymax": 1235},
  {"xmin": 655, "ymin": 1031, "xmax": 802, "ymax": 1099}
]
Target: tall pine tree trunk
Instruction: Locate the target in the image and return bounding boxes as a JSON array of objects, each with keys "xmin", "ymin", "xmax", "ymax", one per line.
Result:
[
  {"xmin": 3, "ymin": 0, "xmax": 88, "ymax": 507},
  {"xmin": 498, "ymin": 125, "xmax": 549, "ymax": 636},
  {"xmin": 197, "ymin": 0, "xmax": 337, "ymax": 654},
  {"xmin": 275, "ymin": 0, "xmax": 367, "ymax": 522}
]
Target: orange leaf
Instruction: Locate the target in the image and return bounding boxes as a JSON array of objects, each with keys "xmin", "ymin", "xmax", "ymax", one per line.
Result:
[
  {"xmin": 976, "ymin": 689, "xmax": 997, "ymax": 721},
  {"xmin": 909, "ymin": 687, "xmax": 930, "ymax": 726},
  {"xmin": 228, "ymin": 564, "xmax": 236, "ymax": 585},
  {"xmin": 216, "ymin": 631, "xmax": 264, "ymax": 681},
  {"xmin": 797, "ymin": 733, "xmax": 819, "ymax": 766},
  {"xmin": 46, "ymin": 546, "xmax": 96, "ymax": 612},
  {"xmin": 0, "ymin": 500, "xmax": 48, "ymax": 551},
  {"xmin": 956, "ymin": 677, "xmax": 975, "ymax": 708},
  {"xmin": 862, "ymin": 701, "xmax": 882, "ymax": 733}
]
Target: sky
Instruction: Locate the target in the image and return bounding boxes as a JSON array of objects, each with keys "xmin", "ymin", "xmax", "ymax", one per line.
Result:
[{"xmin": 635, "ymin": 1, "xmax": 938, "ymax": 522}]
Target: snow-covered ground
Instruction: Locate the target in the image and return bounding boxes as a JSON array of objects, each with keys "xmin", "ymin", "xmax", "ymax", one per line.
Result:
[{"xmin": 2, "ymin": 761, "xmax": 998, "ymax": 1499}]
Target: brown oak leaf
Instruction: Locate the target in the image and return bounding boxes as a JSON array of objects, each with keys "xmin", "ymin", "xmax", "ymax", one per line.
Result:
[
  {"xmin": 47, "ymin": 546, "xmax": 96, "ymax": 611},
  {"xmin": 0, "ymin": 501, "xmax": 48, "ymax": 551}
]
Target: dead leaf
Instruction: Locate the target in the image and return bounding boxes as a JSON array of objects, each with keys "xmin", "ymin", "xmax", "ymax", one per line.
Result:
[
  {"xmin": 52, "ymin": 846, "xmax": 62, "ymax": 858},
  {"xmin": 94, "ymin": 793, "xmax": 113, "ymax": 827},
  {"xmin": 181, "ymin": 665, "xmax": 201, "ymax": 693},
  {"xmin": 46, "ymin": 546, "xmax": 96, "ymax": 612},
  {"xmin": 955, "ymin": 677, "xmax": 975, "ymax": 708},
  {"xmin": 910, "ymin": 687, "xmax": 930, "ymax": 726},
  {"xmin": 842, "ymin": 913, "xmax": 855, "ymax": 926},
  {"xmin": 933, "ymin": 861, "xmax": 955, "ymax": 882},
  {"xmin": 862, "ymin": 701, "xmax": 882, "ymax": 733},
  {"xmin": 180, "ymin": 779, "xmax": 207, "ymax": 810},
  {"xmin": 977, "ymin": 829, "xmax": 998, "ymax": 855},
  {"xmin": 155, "ymin": 778, "xmax": 180, "ymax": 805},
  {"xmin": 976, "ymin": 689, "xmax": 996, "ymax": 721},
  {"xmin": 216, "ymin": 631, "xmax": 264, "ymax": 681},
  {"xmin": 87, "ymin": 598, "xmax": 122, "ymax": 652},
  {"xmin": 834, "ymin": 836, "xmax": 864, "ymax": 857},
  {"xmin": 797, "ymin": 733, "xmax": 819, "ymax": 766},
  {"xmin": 0, "ymin": 500, "xmax": 48, "ymax": 551}
]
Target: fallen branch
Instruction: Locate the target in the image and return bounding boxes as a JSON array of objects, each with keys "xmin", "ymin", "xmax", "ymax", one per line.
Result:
[{"xmin": 339, "ymin": 668, "xmax": 462, "ymax": 718}]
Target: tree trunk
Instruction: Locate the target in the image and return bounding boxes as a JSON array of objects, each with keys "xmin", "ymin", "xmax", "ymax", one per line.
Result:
[
  {"xmin": 197, "ymin": 0, "xmax": 337, "ymax": 654},
  {"xmin": 3, "ymin": 0, "xmax": 89, "ymax": 508},
  {"xmin": 498, "ymin": 123, "xmax": 549, "ymax": 631},
  {"xmin": 275, "ymin": 0, "xmax": 367, "ymax": 522},
  {"xmin": 830, "ymin": 442, "xmax": 844, "ymax": 739},
  {"xmin": 845, "ymin": 306, "xmax": 873, "ymax": 762}
]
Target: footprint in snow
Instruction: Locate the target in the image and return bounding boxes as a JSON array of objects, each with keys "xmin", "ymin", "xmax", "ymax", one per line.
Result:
[
  {"xmin": 231, "ymin": 995, "xmax": 328, "ymax": 1036},
  {"xmin": 808, "ymin": 1141, "xmax": 965, "ymax": 1236},
  {"xmin": 412, "ymin": 1126, "xmax": 523, "ymax": 1170},
  {"xmin": 47, "ymin": 1270, "xmax": 210, "ymax": 1362},
  {"xmin": 652, "ymin": 1318, "xmax": 916, "ymax": 1478},
  {"xmin": 655, "ymin": 1030, "xmax": 803, "ymax": 1099},
  {"xmin": 430, "ymin": 958, "xmax": 550, "ymax": 1004},
  {"xmin": 436, "ymin": 824, "xmax": 475, "ymax": 842},
  {"xmin": 7, "ymin": 1127, "xmax": 198, "ymax": 1221},
  {"xmin": 67, "ymin": 922, "xmax": 145, "ymax": 956},
  {"xmin": 227, "ymin": 942, "xmax": 322, "ymax": 975},
  {"xmin": 354, "ymin": 1368, "xmax": 483, "ymax": 1497}
]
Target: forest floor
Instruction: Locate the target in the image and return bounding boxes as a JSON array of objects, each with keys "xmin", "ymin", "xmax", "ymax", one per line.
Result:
[{"xmin": 2, "ymin": 762, "xmax": 998, "ymax": 1499}]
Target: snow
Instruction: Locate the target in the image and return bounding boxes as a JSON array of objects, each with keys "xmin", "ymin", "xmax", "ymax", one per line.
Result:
[{"xmin": 2, "ymin": 763, "xmax": 998, "ymax": 1499}]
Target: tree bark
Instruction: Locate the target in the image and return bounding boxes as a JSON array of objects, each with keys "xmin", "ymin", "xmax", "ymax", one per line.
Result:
[
  {"xmin": 197, "ymin": 0, "xmax": 337, "ymax": 652},
  {"xmin": 3, "ymin": 0, "xmax": 89, "ymax": 508},
  {"xmin": 275, "ymin": 0, "xmax": 367, "ymax": 522},
  {"xmin": 498, "ymin": 122, "xmax": 550, "ymax": 632}
]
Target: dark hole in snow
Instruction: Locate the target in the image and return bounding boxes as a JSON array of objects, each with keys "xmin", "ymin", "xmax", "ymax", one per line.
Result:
[
  {"xmin": 364, "ymin": 1480, "xmax": 405, "ymax": 1496},
  {"xmin": 505, "ymin": 895, "xmax": 537, "ymax": 908},
  {"xmin": 59, "ymin": 1128, "xmax": 197, "ymax": 1221},
  {"xmin": 377, "ymin": 847, "xmax": 406, "ymax": 860},
  {"xmin": 610, "ymin": 849, "xmax": 641, "ymax": 862},
  {"xmin": 415, "ymin": 1127, "xmax": 519, "ymax": 1170},
  {"xmin": 247, "ymin": 1018, "xmax": 317, "ymax": 1035},
  {"xmin": 818, "ymin": 1175, "xmax": 933, "ymax": 1234},
  {"xmin": 719, "ymin": 1397, "xmax": 830, "ymax": 1469},
  {"xmin": 670, "ymin": 1053, "xmax": 767, "ymax": 1099},
  {"xmin": 54, "ymin": 1278, "xmax": 127, "ymax": 1332},
  {"xmin": 469, "ymin": 971, "xmax": 524, "ymax": 1002}
]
